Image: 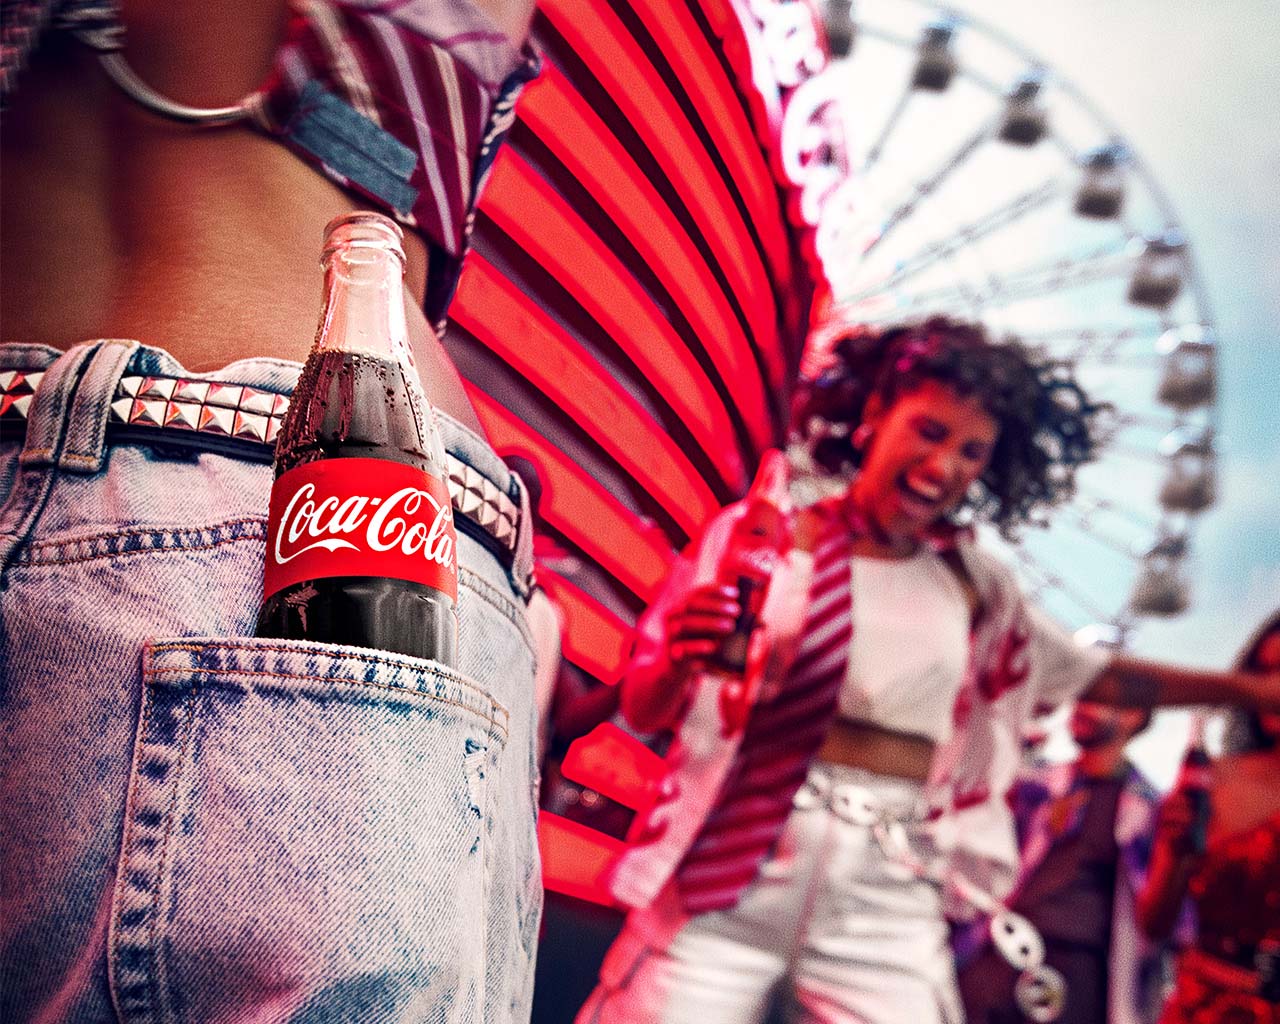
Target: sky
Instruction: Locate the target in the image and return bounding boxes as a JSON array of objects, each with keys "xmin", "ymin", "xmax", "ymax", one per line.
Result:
[{"xmin": 949, "ymin": 0, "xmax": 1280, "ymax": 780}]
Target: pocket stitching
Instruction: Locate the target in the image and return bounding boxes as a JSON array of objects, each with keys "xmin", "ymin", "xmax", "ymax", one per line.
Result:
[
  {"xmin": 146, "ymin": 657, "xmax": 509, "ymax": 741},
  {"xmin": 109, "ymin": 671, "xmax": 204, "ymax": 1022},
  {"xmin": 16, "ymin": 517, "xmax": 267, "ymax": 565}
]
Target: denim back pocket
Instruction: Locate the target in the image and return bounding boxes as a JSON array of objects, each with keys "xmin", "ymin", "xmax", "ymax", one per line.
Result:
[{"xmin": 109, "ymin": 637, "xmax": 508, "ymax": 1024}]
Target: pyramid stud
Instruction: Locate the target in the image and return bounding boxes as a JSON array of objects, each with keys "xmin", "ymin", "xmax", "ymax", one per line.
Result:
[
  {"xmin": 109, "ymin": 398, "xmax": 135, "ymax": 423},
  {"xmin": 130, "ymin": 399, "xmax": 168, "ymax": 427},
  {"xmin": 0, "ymin": 372, "xmax": 15, "ymax": 392},
  {"xmin": 206, "ymin": 383, "xmax": 243, "ymax": 408},
  {"xmin": 164, "ymin": 401, "xmax": 202, "ymax": 430},
  {"xmin": 173, "ymin": 379, "xmax": 210, "ymax": 404},
  {"xmin": 199, "ymin": 405, "xmax": 236, "ymax": 435},
  {"xmin": 271, "ymin": 393, "xmax": 290, "ymax": 416},
  {"xmin": 233, "ymin": 411, "xmax": 269, "ymax": 441},
  {"xmin": 138, "ymin": 376, "xmax": 177, "ymax": 400},
  {"xmin": 119, "ymin": 376, "xmax": 142, "ymax": 397},
  {"xmin": 238, "ymin": 388, "xmax": 275, "ymax": 415}
]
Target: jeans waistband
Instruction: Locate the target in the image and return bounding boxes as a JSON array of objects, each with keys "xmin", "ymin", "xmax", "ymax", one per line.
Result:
[{"xmin": 0, "ymin": 340, "xmax": 533, "ymax": 595}]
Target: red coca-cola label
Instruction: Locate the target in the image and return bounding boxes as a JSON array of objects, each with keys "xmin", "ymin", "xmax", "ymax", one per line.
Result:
[{"xmin": 264, "ymin": 458, "xmax": 457, "ymax": 601}]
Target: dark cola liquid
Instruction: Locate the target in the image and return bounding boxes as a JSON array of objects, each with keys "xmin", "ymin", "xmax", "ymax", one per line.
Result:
[
  {"xmin": 256, "ymin": 349, "xmax": 457, "ymax": 665},
  {"xmin": 709, "ymin": 575, "xmax": 763, "ymax": 674}
]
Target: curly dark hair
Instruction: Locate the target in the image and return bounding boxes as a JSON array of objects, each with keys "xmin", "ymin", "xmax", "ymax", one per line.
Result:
[
  {"xmin": 1223, "ymin": 610, "xmax": 1280, "ymax": 753},
  {"xmin": 792, "ymin": 316, "xmax": 1110, "ymax": 536}
]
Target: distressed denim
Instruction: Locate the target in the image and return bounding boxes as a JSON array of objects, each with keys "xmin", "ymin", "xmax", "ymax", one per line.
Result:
[{"xmin": 0, "ymin": 340, "xmax": 542, "ymax": 1023}]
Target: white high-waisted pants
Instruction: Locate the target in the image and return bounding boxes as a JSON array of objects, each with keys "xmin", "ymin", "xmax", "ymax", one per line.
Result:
[{"xmin": 577, "ymin": 763, "xmax": 963, "ymax": 1024}]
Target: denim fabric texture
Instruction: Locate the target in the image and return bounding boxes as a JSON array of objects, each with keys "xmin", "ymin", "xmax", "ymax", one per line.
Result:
[{"xmin": 0, "ymin": 340, "xmax": 542, "ymax": 1023}]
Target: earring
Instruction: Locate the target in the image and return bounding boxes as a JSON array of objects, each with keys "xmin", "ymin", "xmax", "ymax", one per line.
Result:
[{"xmin": 852, "ymin": 423, "xmax": 874, "ymax": 450}]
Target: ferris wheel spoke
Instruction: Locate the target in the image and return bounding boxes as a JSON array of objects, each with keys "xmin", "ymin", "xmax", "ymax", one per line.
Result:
[
  {"xmin": 1057, "ymin": 506, "xmax": 1146, "ymax": 558},
  {"xmin": 846, "ymin": 178, "xmax": 1064, "ymax": 302},
  {"xmin": 862, "ymin": 82, "xmax": 915, "ymax": 172},
  {"xmin": 1076, "ymin": 485, "xmax": 1162, "ymax": 532},
  {"xmin": 1112, "ymin": 409, "xmax": 1186, "ymax": 433},
  {"xmin": 877, "ymin": 243, "xmax": 1132, "ymax": 316},
  {"xmin": 1019, "ymin": 324, "xmax": 1166, "ymax": 345},
  {"xmin": 861, "ymin": 119, "xmax": 996, "ymax": 258}
]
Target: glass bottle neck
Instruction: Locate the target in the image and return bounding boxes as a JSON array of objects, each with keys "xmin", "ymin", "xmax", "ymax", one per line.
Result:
[{"xmin": 315, "ymin": 245, "xmax": 413, "ymax": 365}]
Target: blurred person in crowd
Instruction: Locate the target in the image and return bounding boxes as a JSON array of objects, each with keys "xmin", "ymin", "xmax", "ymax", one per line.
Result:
[
  {"xmin": 1138, "ymin": 612, "xmax": 1280, "ymax": 1024},
  {"xmin": 957, "ymin": 700, "xmax": 1176, "ymax": 1024},
  {"xmin": 576, "ymin": 318, "xmax": 1280, "ymax": 1024},
  {"xmin": 0, "ymin": 1, "xmax": 544, "ymax": 1021}
]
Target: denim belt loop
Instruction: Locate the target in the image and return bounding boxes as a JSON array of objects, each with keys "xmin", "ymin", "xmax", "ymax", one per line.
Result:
[
  {"xmin": 58, "ymin": 339, "xmax": 139, "ymax": 473},
  {"xmin": 19, "ymin": 339, "xmax": 139, "ymax": 474},
  {"xmin": 18, "ymin": 341, "xmax": 101, "ymax": 469}
]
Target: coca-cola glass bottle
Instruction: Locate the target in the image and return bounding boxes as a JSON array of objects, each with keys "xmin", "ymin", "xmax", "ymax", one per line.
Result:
[
  {"xmin": 257, "ymin": 212, "xmax": 458, "ymax": 665},
  {"xmin": 706, "ymin": 450, "xmax": 792, "ymax": 735},
  {"xmin": 1176, "ymin": 728, "xmax": 1213, "ymax": 854}
]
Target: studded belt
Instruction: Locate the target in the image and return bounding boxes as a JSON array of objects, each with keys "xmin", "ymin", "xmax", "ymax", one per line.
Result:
[{"xmin": 0, "ymin": 368, "xmax": 522, "ymax": 561}]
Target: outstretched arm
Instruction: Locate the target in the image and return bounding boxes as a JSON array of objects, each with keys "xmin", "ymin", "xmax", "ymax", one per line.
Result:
[{"xmin": 1083, "ymin": 654, "xmax": 1280, "ymax": 712}]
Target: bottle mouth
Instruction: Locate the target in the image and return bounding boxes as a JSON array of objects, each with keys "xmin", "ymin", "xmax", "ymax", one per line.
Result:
[{"xmin": 321, "ymin": 212, "xmax": 406, "ymax": 267}]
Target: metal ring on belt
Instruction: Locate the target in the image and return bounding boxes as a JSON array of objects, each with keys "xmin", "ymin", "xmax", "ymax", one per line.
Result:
[{"xmin": 0, "ymin": 368, "xmax": 522, "ymax": 565}]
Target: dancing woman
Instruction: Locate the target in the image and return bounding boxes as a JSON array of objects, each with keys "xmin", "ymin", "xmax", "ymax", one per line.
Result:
[{"xmin": 577, "ymin": 317, "xmax": 1280, "ymax": 1024}]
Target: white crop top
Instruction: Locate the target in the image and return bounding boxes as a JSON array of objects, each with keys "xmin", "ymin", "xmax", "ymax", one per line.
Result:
[{"xmin": 839, "ymin": 548, "xmax": 971, "ymax": 745}]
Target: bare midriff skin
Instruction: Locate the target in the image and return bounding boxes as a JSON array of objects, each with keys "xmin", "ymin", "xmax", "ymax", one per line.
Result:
[
  {"xmin": 816, "ymin": 717, "xmax": 936, "ymax": 782},
  {"xmin": 0, "ymin": 0, "xmax": 534, "ymax": 431}
]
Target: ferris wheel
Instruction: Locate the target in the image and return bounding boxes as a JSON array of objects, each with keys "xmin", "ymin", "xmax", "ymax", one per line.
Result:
[{"xmin": 808, "ymin": 0, "xmax": 1219, "ymax": 644}]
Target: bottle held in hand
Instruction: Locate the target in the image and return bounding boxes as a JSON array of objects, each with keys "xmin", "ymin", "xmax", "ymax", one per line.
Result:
[
  {"xmin": 257, "ymin": 212, "xmax": 458, "ymax": 665},
  {"xmin": 709, "ymin": 450, "xmax": 792, "ymax": 733},
  {"xmin": 1175, "ymin": 734, "xmax": 1213, "ymax": 856}
]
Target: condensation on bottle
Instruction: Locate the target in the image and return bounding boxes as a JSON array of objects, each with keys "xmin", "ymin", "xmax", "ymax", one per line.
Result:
[{"xmin": 256, "ymin": 212, "xmax": 459, "ymax": 666}]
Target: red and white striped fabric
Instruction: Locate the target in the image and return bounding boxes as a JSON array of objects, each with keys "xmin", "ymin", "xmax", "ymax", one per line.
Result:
[
  {"xmin": 248, "ymin": 0, "xmax": 539, "ymax": 326},
  {"xmin": 676, "ymin": 501, "xmax": 854, "ymax": 913}
]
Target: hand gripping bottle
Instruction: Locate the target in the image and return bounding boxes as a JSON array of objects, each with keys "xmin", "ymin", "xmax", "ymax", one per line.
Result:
[
  {"xmin": 1176, "ymin": 721, "xmax": 1213, "ymax": 855},
  {"xmin": 705, "ymin": 450, "xmax": 792, "ymax": 735},
  {"xmin": 257, "ymin": 212, "xmax": 458, "ymax": 665}
]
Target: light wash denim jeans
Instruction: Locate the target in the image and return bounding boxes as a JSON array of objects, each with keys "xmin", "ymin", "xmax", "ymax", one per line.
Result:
[{"xmin": 0, "ymin": 340, "xmax": 542, "ymax": 1023}]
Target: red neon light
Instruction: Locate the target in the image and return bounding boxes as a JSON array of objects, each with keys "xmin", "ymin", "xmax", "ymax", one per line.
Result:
[
  {"xmin": 516, "ymin": 70, "xmax": 768, "ymax": 469},
  {"xmin": 452, "ymin": 252, "xmax": 718, "ymax": 538},
  {"xmin": 537, "ymin": 568, "xmax": 633, "ymax": 686},
  {"xmin": 629, "ymin": 0, "xmax": 794, "ymax": 360},
  {"xmin": 561, "ymin": 723, "xmax": 669, "ymax": 812},
  {"xmin": 540, "ymin": 0, "xmax": 781, "ymax": 365},
  {"xmin": 465, "ymin": 387, "xmax": 673, "ymax": 601},
  {"xmin": 699, "ymin": 0, "xmax": 783, "ymax": 160},
  {"xmin": 538, "ymin": 811, "xmax": 624, "ymax": 906},
  {"xmin": 470, "ymin": 152, "xmax": 755, "ymax": 483}
]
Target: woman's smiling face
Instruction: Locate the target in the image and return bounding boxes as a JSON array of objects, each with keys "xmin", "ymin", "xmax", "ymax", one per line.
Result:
[{"xmin": 849, "ymin": 380, "xmax": 999, "ymax": 547}]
